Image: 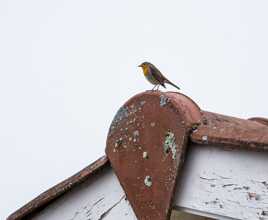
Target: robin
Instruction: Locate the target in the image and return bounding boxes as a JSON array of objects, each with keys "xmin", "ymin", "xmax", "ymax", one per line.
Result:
[{"xmin": 138, "ymin": 62, "xmax": 180, "ymax": 90}]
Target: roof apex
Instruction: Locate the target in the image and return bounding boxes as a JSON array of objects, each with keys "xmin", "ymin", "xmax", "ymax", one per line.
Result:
[{"xmin": 7, "ymin": 91, "xmax": 268, "ymax": 220}]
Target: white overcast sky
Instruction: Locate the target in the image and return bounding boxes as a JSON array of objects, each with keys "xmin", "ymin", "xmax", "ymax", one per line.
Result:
[{"xmin": 1, "ymin": 0, "xmax": 268, "ymax": 218}]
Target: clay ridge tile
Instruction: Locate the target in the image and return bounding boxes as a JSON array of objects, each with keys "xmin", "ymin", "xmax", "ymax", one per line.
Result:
[
  {"xmin": 249, "ymin": 117, "xmax": 268, "ymax": 127},
  {"xmin": 191, "ymin": 111, "xmax": 268, "ymax": 151}
]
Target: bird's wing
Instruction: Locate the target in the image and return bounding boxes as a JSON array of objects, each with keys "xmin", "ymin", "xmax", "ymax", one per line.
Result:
[{"xmin": 148, "ymin": 65, "xmax": 166, "ymax": 87}]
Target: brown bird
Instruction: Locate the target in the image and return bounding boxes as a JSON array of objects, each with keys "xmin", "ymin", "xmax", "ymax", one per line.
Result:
[{"xmin": 138, "ymin": 62, "xmax": 180, "ymax": 90}]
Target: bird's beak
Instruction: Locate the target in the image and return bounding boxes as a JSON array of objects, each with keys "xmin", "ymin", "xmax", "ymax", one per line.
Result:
[{"xmin": 138, "ymin": 64, "xmax": 142, "ymax": 67}]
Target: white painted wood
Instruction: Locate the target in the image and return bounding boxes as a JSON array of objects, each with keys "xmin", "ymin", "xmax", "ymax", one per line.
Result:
[
  {"xmin": 32, "ymin": 167, "xmax": 137, "ymax": 220},
  {"xmin": 174, "ymin": 144, "xmax": 268, "ymax": 220},
  {"xmin": 31, "ymin": 144, "xmax": 268, "ymax": 220}
]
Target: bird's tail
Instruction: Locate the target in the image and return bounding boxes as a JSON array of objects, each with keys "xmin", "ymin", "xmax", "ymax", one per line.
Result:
[{"xmin": 165, "ymin": 80, "xmax": 180, "ymax": 90}]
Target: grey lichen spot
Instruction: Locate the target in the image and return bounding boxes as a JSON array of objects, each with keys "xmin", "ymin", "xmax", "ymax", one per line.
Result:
[
  {"xmin": 114, "ymin": 107, "xmax": 128, "ymax": 122},
  {"xmin": 163, "ymin": 131, "xmax": 177, "ymax": 160},
  {"xmin": 140, "ymin": 100, "xmax": 146, "ymax": 106},
  {"xmin": 109, "ymin": 106, "xmax": 129, "ymax": 134},
  {"xmin": 133, "ymin": 130, "xmax": 139, "ymax": 137},
  {"xmin": 202, "ymin": 135, "xmax": 208, "ymax": 143},
  {"xmin": 144, "ymin": 176, "xmax": 152, "ymax": 187},
  {"xmin": 150, "ymin": 122, "xmax": 156, "ymax": 127},
  {"xmin": 131, "ymin": 130, "xmax": 139, "ymax": 143},
  {"xmin": 143, "ymin": 151, "xmax": 149, "ymax": 159},
  {"xmin": 160, "ymin": 95, "xmax": 170, "ymax": 107},
  {"xmin": 114, "ymin": 138, "xmax": 123, "ymax": 148},
  {"xmin": 191, "ymin": 123, "xmax": 199, "ymax": 132},
  {"xmin": 202, "ymin": 118, "xmax": 208, "ymax": 125}
]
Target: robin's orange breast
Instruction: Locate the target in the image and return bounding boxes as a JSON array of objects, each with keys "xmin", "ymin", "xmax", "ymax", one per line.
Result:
[{"xmin": 145, "ymin": 73, "xmax": 159, "ymax": 85}]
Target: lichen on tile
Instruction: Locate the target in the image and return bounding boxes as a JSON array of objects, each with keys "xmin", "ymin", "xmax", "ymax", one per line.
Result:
[
  {"xmin": 163, "ymin": 131, "xmax": 177, "ymax": 159},
  {"xmin": 144, "ymin": 176, "xmax": 152, "ymax": 187},
  {"xmin": 160, "ymin": 95, "xmax": 170, "ymax": 107},
  {"xmin": 109, "ymin": 106, "xmax": 129, "ymax": 134}
]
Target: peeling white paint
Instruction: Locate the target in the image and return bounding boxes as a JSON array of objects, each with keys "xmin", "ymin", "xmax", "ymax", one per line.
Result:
[
  {"xmin": 32, "ymin": 168, "xmax": 137, "ymax": 220},
  {"xmin": 175, "ymin": 144, "xmax": 268, "ymax": 220},
  {"xmin": 31, "ymin": 144, "xmax": 268, "ymax": 220}
]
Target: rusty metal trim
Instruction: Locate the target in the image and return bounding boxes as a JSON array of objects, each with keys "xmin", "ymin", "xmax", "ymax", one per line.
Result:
[
  {"xmin": 249, "ymin": 117, "xmax": 268, "ymax": 127},
  {"xmin": 191, "ymin": 111, "xmax": 268, "ymax": 151},
  {"xmin": 7, "ymin": 156, "xmax": 109, "ymax": 220}
]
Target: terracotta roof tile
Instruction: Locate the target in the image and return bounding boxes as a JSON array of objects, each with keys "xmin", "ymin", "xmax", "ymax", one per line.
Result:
[
  {"xmin": 191, "ymin": 111, "xmax": 268, "ymax": 151},
  {"xmin": 248, "ymin": 117, "xmax": 268, "ymax": 127}
]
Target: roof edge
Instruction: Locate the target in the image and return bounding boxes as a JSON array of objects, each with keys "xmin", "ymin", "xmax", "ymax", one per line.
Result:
[
  {"xmin": 7, "ymin": 156, "xmax": 109, "ymax": 220},
  {"xmin": 191, "ymin": 111, "xmax": 268, "ymax": 151},
  {"xmin": 249, "ymin": 117, "xmax": 268, "ymax": 126}
]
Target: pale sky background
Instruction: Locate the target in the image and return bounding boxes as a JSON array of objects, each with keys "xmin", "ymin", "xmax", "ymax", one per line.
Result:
[{"xmin": 1, "ymin": 0, "xmax": 268, "ymax": 218}]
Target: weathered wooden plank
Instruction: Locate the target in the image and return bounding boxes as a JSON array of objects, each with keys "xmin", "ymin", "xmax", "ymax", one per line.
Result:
[
  {"xmin": 174, "ymin": 144, "xmax": 268, "ymax": 220},
  {"xmin": 32, "ymin": 167, "xmax": 136, "ymax": 220}
]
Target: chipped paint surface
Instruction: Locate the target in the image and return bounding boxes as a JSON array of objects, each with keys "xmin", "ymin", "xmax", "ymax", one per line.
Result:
[
  {"xmin": 7, "ymin": 156, "xmax": 109, "ymax": 220},
  {"xmin": 175, "ymin": 144, "xmax": 268, "ymax": 220},
  {"xmin": 32, "ymin": 167, "xmax": 137, "ymax": 220},
  {"xmin": 164, "ymin": 131, "xmax": 178, "ymax": 159}
]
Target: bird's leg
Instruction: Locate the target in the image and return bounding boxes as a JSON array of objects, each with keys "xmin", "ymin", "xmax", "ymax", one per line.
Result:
[
  {"xmin": 151, "ymin": 85, "xmax": 157, "ymax": 91},
  {"xmin": 156, "ymin": 85, "xmax": 160, "ymax": 90}
]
